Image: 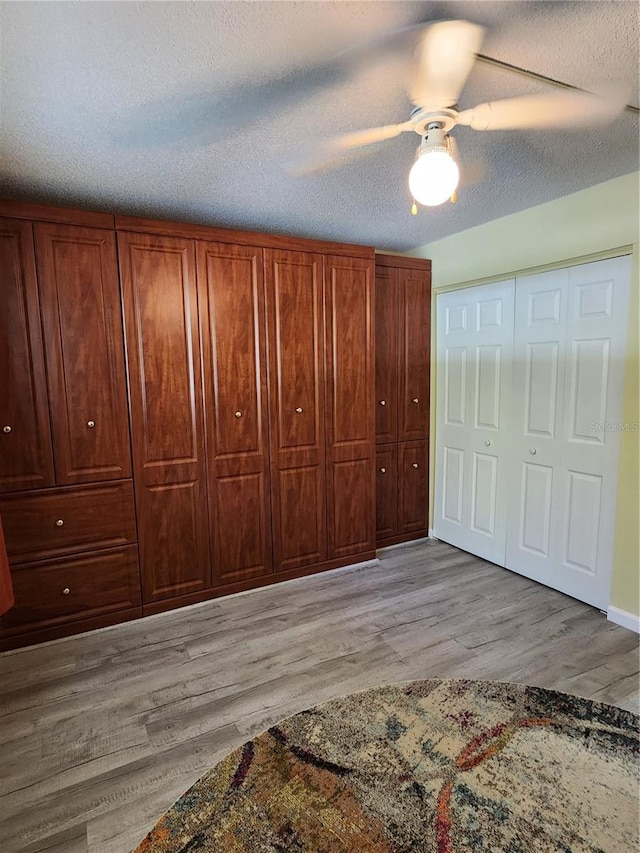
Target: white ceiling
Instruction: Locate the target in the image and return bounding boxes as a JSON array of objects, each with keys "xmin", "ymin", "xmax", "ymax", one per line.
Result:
[{"xmin": 1, "ymin": 1, "xmax": 638, "ymax": 252}]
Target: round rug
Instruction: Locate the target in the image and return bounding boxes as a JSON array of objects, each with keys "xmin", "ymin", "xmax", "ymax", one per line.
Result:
[{"xmin": 134, "ymin": 679, "xmax": 639, "ymax": 852}]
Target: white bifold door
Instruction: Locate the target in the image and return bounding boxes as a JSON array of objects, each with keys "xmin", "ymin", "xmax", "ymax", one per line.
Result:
[
  {"xmin": 434, "ymin": 280, "xmax": 515, "ymax": 565},
  {"xmin": 434, "ymin": 255, "xmax": 631, "ymax": 610}
]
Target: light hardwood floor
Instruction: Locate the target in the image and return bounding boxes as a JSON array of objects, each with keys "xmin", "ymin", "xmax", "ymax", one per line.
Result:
[{"xmin": 0, "ymin": 539, "xmax": 638, "ymax": 853}]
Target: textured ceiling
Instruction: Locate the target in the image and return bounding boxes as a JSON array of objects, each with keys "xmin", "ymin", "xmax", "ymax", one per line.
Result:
[{"xmin": 1, "ymin": 1, "xmax": 638, "ymax": 252}]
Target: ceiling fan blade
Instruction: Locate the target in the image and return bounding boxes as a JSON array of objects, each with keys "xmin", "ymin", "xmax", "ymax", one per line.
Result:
[
  {"xmin": 331, "ymin": 122, "xmax": 414, "ymax": 150},
  {"xmin": 288, "ymin": 122, "xmax": 412, "ymax": 177},
  {"xmin": 457, "ymin": 89, "xmax": 627, "ymax": 131},
  {"xmin": 410, "ymin": 20, "xmax": 485, "ymax": 109}
]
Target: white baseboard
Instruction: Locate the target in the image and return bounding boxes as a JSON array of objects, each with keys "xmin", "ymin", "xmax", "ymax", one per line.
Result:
[
  {"xmin": 428, "ymin": 529, "xmax": 438, "ymax": 539},
  {"xmin": 607, "ymin": 606, "xmax": 640, "ymax": 634}
]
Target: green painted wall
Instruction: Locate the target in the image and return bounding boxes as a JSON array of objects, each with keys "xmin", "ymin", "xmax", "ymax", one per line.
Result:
[{"xmin": 411, "ymin": 172, "xmax": 639, "ymax": 616}]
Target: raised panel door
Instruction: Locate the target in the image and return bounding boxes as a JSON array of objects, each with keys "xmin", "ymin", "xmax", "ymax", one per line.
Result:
[
  {"xmin": 0, "ymin": 218, "xmax": 54, "ymax": 493},
  {"xmin": 34, "ymin": 224, "xmax": 131, "ymax": 484},
  {"xmin": 197, "ymin": 241, "xmax": 272, "ymax": 584},
  {"xmin": 375, "ymin": 264, "xmax": 398, "ymax": 444},
  {"xmin": 118, "ymin": 232, "xmax": 210, "ymax": 602},
  {"xmin": 265, "ymin": 249, "xmax": 326, "ymax": 571},
  {"xmin": 398, "ymin": 269, "xmax": 431, "ymax": 441},
  {"xmin": 375, "ymin": 445, "xmax": 397, "ymax": 541},
  {"xmin": 325, "ymin": 255, "xmax": 375, "ymax": 558},
  {"xmin": 398, "ymin": 440, "xmax": 429, "ymax": 534}
]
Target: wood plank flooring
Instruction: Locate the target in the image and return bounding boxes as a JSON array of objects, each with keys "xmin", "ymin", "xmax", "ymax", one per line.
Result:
[{"xmin": 0, "ymin": 539, "xmax": 638, "ymax": 853}]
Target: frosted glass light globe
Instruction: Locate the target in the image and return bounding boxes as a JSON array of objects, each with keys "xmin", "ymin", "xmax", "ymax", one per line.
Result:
[{"xmin": 408, "ymin": 149, "xmax": 460, "ymax": 207}]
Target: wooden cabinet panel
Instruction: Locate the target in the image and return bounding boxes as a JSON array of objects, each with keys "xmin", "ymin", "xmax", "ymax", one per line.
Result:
[
  {"xmin": 34, "ymin": 224, "xmax": 131, "ymax": 484},
  {"xmin": 197, "ymin": 241, "xmax": 272, "ymax": 584},
  {"xmin": 376, "ymin": 445, "xmax": 398, "ymax": 541},
  {"xmin": 325, "ymin": 255, "xmax": 375, "ymax": 557},
  {"xmin": 0, "ymin": 218, "xmax": 54, "ymax": 493},
  {"xmin": 0, "ymin": 481, "xmax": 136, "ymax": 564},
  {"xmin": 398, "ymin": 440, "xmax": 429, "ymax": 534},
  {"xmin": 375, "ymin": 264, "xmax": 398, "ymax": 444},
  {"xmin": 0, "ymin": 546, "xmax": 140, "ymax": 634},
  {"xmin": 118, "ymin": 233, "xmax": 210, "ymax": 601},
  {"xmin": 398, "ymin": 269, "xmax": 431, "ymax": 441},
  {"xmin": 265, "ymin": 249, "xmax": 326, "ymax": 571}
]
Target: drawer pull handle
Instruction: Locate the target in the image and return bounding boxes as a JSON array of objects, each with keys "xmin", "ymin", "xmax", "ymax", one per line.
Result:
[
  {"xmin": 62, "ymin": 587, "xmax": 70, "ymax": 596},
  {"xmin": 412, "ymin": 398, "xmax": 419, "ymax": 404},
  {"xmin": 87, "ymin": 420, "xmax": 95, "ymax": 428},
  {"xmin": 2, "ymin": 425, "xmax": 11, "ymax": 434},
  {"xmin": 379, "ymin": 467, "xmax": 386, "ymax": 473},
  {"xmin": 235, "ymin": 411, "xmax": 242, "ymax": 418},
  {"xmin": 412, "ymin": 462, "xmax": 419, "ymax": 469},
  {"xmin": 56, "ymin": 519, "xmax": 64, "ymax": 527},
  {"xmin": 295, "ymin": 407, "xmax": 303, "ymax": 414},
  {"xmin": 379, "ymin": 400, "xmax": 386, "ymax": 406}
]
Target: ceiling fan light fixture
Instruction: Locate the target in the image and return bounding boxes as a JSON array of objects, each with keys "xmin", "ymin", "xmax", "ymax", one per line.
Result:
[{"xmin": 408, "ymin": 128, "xmax": 459, "ymax": 207}]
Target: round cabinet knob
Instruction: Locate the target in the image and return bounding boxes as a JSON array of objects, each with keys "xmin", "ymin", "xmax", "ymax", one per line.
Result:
[
  {"xmin": 379, "ymin": 467, "xmax": 386, "ymax": 474},
  {"xmin": 87, "ymin": 420, "xmax": 95, "ymax": 429},
  {"xmin": 2, "ymin": 425, "xmax": 11, "ymax": 434},
  {"xmin": 235, "ymin": 411, "xmax": 242, "ymax": 418},
  {"xmin": 529, "ymin": 448, "xmax": 537, "ymax": 455},
  {"xmin": 62, "ymin": 587, "xmax": 70, "ymax": 596},
  {"xmin": 379, "ymin": 400, "xmax": 386, "ymax": 406},
  {"xmin": 56, "ymin": 519, "xmax": 64, "ymax": 527},
  {"xmin": 485, "ymin": 440, "xmax": 491, "ymax": 447},
  {"xmin": 412, "ymin": 462, "xmax": 419, "ymax": 469},
  {"xmin": 295, "ymin": 407, "xmax": 303, "ymax": 414},
  {"xmin": 412, "ymin": 398, "xmax": 419, "ymax": 404}
]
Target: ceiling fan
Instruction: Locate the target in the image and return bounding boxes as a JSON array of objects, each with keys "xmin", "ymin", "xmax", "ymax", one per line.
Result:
[{"xmin": 298, "ymin": 20, "xmax": 630, "ymax": 208}]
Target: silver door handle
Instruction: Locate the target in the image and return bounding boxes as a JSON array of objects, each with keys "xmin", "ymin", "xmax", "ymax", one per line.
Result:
[
  {"xmin": 529, "ymin": 448, "xmax": 537, "ymax": 455},
  {"xmin": 484, "ymin": 440, "xmax": 491, "ymax": 447}
]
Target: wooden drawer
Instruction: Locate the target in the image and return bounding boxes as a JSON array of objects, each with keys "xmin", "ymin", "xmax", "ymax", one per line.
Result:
[
  {"xmin": 0, "ymin": 546, "xmax": 141, "ymax": 634},
  {"xmin": 0, "ymin": 481, "xmax": 136, "ymax": 564}
]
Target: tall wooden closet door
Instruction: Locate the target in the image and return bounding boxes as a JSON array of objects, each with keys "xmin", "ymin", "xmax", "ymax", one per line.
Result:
[
  {"xmin": 34, "ymin": 224, "xmax": 131, "ymax": 485},
  {"xmin": 398, "ymin": 268, "xmax": 430, "ymax": 441},
  {"xmin": 325, "ymin": 255, "xmax": 375, "ymax": 558},
  {"xmin": 197, "ymin": 241, "xmax": 272, "ymax": 585},
  {"xmin": 118, "ymin": 233, "xmax": 210, "ymax": 603},
  {"xmin": 0, "ymin": 218, "xmax": 54, "ymax": 493},
  {"xmin": 265, "ymin": 249, "xmax": 326, "ymax": 571},
  {"xmin": 375, "ymin": 264, "xmax": 398, "ymax": 444}
]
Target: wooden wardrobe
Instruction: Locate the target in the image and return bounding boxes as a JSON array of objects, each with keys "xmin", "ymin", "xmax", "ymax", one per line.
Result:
[
  {"xmin": 0, "ymin": 201, "xmax": 377, "ymax": 650},
  {"xmin": 374, "ymin": 254, "xmax": 431, "ymax": 547}
]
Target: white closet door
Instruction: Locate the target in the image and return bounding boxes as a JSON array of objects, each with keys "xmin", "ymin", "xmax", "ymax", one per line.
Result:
[
  {"xmin": 506, "ymin": 256, "xmax": 631, "ymax": 608},
  {"xmin": 434, "ymin": 280, "xmax": 515, "ymax": 564},
  {"xmin": 506, "ymin": 269, "xmax": 569, "ymax": 586}
]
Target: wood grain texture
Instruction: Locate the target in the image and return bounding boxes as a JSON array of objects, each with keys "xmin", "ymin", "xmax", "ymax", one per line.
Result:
[
  {"xmin": 0, "ymin": 200, "xmax": 114, "ymax": 229},
  {"xmin": 398, "ymin": 267, "xmax": 431, "ymax": 442},
  {"xmin": 325, "ymin": 254, "xmax": 375, "ymax": 558},
  {"xmin": 197, "ymin": 241, "xmax": 272, "ymax": 585},
  {"xmin": 375, "ymin": 444, "xmax": 398, "ymax": 540},
  {"xmin": 374, "ymin": 264, "xmax": 398, "ymax": 445},
  {"xmin": 0, "ymin": 539, "xmax": 637, "ymax": 853},
  {"xmin": 398, "ymin": 440, "xmax": 429, "ymax": 534},
  {"xmin": 118, "ymin": 233, "xmax": 210, "ymax": 603},
  {"xmin": 116, "ymin": 214, "xmax": 374, "ymax": 258},
  {"xmin": 0, "ymin": 481, "xmax": 136, "ymax": 564},
  {"xmin": 265, "ymin": 249, "xmax": 326, "ymax": 571},
  {"xmin": 34, "ymin": 224, "xmax": 132, "ymax": 485},
  {"xmin": 374, "ymin": 253, "xmax": 432, "ymax": 271},
  {"xmin": 0, "ymin": 218, "xmax": 54, "ymax": 494}
]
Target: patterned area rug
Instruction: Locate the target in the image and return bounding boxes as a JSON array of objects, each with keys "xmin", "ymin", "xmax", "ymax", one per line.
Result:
[{"xmin": 133, "ymin": 679, "xmax": 639, "ymax": 852}]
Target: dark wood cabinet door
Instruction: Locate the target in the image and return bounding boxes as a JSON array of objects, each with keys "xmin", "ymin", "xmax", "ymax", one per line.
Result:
[
  {"xmin": 118, "ymin": 232, "xmax": 210, "ymax": 602},
  {"xmin": 376, "ymin": 444, "xmax": 398, "ymax": 542},
  {"xmin": 34, "ymin": 224, "xmax": 132, "ymax": 485},
  {"xmin": 265, "ymin": 249, "xmax": 326, "ymax": 571},
  {"xmin": 375, "ymin": 264, "xmax": 398, "ymax": 444},
  {"xmin": 325, "ymin": 255, "xmax": 375, "ymax": 558},
  {"xmin": 398, "ymin": 440, "xmax": 429, "ymax": 534},
  {"xmin": 0, "ymin": 218, "xmax": 54, "ymax": 493},
  {"xmin": 197, "ymin": 241, "xmax": 272, "ymax": 585},
  {"xmin": 398, "ymin": 268, "xmax": 431, "ymax": 441}
]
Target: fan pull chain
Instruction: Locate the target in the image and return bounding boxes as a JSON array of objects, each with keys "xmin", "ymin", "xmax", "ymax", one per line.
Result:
[{"xmin": 411, "ymin": 200, "xmax": 418, "ymax": 215}]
